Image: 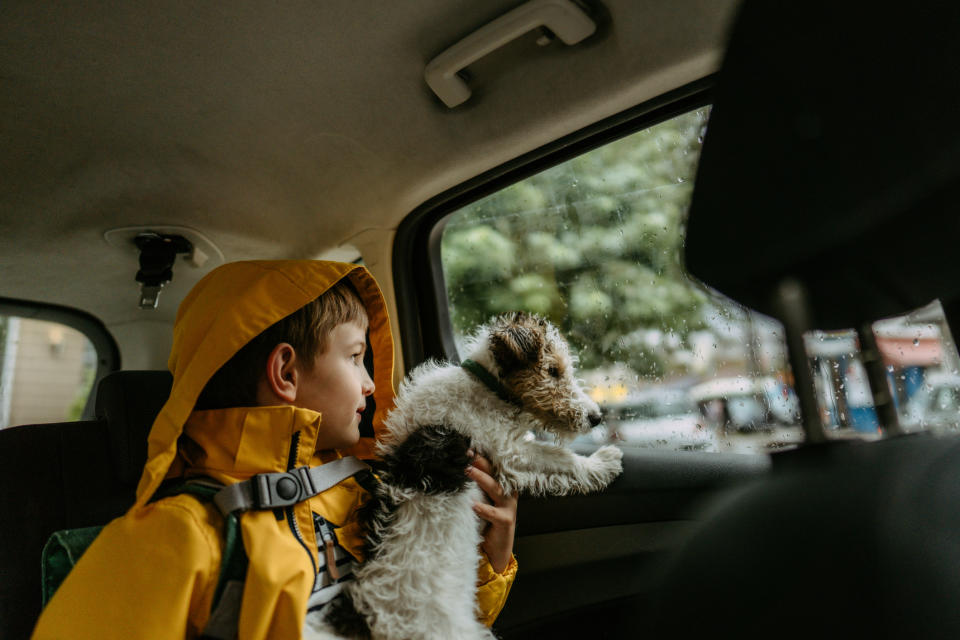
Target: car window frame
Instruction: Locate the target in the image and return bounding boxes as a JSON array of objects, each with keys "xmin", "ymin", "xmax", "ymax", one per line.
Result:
[
  {"xmin": 393, "ymin": 77, "xmax": 715, "ymax": 369},
  {"xmin": 0, "ymin": 297, "xmax": 121, "ymax": 421}
]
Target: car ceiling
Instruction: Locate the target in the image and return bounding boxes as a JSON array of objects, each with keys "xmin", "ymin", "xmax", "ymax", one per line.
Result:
[{"xmin": 0, "ymin": 0, "xmax": 738, "ymax": 366}]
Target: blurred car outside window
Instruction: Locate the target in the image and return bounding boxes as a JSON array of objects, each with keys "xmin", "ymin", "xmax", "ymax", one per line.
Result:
[{"xmin": 0, "ymin": 315, "xmax": 98, "ymax": 428}]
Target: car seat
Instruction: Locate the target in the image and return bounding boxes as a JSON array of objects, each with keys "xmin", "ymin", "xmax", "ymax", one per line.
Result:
[
  {"xmin": 651, "ymin": 1, "xmax": 960, "ymax": 637},
  {"xmin": 0, "ymin": 370, "xmax": 171, "ymax": 640}
]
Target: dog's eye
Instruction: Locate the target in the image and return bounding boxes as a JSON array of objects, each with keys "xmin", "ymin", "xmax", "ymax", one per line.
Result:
[{"xmin": 548, "ymin": 365, "xmax": 560, "ymax": 378}]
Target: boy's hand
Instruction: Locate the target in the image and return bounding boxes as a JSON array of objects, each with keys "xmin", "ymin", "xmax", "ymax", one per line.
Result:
[{"xmin": 466, "ymin": 450, "xmax": 517, "ymax": 573}]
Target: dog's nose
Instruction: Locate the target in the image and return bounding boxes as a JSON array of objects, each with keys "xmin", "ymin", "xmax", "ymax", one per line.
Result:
[{"xmin": 588, "ymin": 412, "xmax": 603, "ymax": 427}]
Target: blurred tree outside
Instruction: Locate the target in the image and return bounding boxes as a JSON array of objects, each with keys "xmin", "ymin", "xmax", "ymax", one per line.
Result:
[
  {"xmin": 67, "ymin": 367, "xmax": 94, "ymax": 420},
  {"xmin": 441, "ymin": 107, "xmax": 731, "ymax": 383},
  {"xmin": 0, "ymin": 316, "xmax": 6, "ymax": 366}
]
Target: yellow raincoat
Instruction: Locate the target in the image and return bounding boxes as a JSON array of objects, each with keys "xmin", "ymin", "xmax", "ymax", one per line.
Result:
[{"xmin": 33, "ymin": 261, "xmax": 516, "ymax": 639}]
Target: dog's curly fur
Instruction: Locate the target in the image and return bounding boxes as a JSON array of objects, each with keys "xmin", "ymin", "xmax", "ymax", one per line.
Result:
[{"xmin": 305, "ymin": 312, "xmax": 623, "ymax": 640}]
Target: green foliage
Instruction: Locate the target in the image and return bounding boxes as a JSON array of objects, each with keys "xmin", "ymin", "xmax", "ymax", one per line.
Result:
[
  {"xmin": 441, "ymin": 108, "xmax": 711, "ymax": 374},
  {"xmin": 67, "ymin": 365, "xmax": 95, "ymax": 421},
  {"xmin": 0, "ymin": 316, "xmax": 6, "ymax": 389}
]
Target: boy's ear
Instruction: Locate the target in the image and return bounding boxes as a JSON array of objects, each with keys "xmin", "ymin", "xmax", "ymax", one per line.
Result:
[{"xmin": 260, "ymin": 342, "xmax": 298, "ymax": 404}]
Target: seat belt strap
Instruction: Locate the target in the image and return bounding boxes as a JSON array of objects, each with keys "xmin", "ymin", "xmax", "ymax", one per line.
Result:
[{"xmin": 213, "ymin": 456, "xmax": 371, "ymax": 515}]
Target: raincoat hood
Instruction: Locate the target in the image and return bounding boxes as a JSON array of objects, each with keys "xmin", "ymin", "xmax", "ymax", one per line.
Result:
[{"xmin": 133, "ymin": 260, "xmax": 395, "ymax": 509}]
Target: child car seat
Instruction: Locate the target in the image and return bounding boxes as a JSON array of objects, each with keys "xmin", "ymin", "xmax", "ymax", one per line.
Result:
[{"xmin": 0, "ymin": 370, "xmax": 171, "ymax": 640}]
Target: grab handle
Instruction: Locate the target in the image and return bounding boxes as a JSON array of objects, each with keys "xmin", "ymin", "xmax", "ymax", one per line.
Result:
[{"xmin": 425, "ymin": 0, "xmax": 596, "ymax": 108}]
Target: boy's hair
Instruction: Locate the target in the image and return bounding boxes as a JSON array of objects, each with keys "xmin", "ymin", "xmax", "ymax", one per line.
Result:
[{"xmin": 194, "ymin": 279, "xmax": 368, "ymax": 410}]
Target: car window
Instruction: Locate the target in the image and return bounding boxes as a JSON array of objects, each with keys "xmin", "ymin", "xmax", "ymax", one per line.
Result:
[
  {"xmin": 436, "ymin": 106, "xmax": 810, "ymax": 454},
  {"xmin": 435, "ymin": 106, "xmax": 960, "ymax": 453},
  {"xmin": 814, "ymin": 300, "xmax": 960, "ymax": 436},
  {"xmin": 0, "ymin": 315, "xmax": 100, "ymax": 428}
]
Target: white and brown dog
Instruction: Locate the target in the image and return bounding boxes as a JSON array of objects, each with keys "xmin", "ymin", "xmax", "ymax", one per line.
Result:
[{"xmin": 306, "ymin": 312, "xmax": 624, "ymax": 640}]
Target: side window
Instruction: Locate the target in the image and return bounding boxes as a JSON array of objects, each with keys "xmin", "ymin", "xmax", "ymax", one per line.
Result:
[
  {"xmin": 434, "ymin": 106, "xmax": 960, "ymax": 453},
  {"xmin": 0, "ymin": 309, "xmax": 116, "ymax": 428},
  {"xmin": 437, "ymin": 106, "xmax": 802, "ymax": 454},
  {"xmin": 808, "ymin": 302, "xmax": 960, "ymax": 437}
]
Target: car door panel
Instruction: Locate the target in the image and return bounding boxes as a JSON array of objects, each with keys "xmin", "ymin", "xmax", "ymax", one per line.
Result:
[{"xmin": 495, "ymin": 447, "xmax": 769, "ymax": 636}]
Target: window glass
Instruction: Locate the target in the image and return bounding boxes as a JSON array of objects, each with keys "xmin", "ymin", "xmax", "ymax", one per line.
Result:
[
  {"xmin": 804, "ymin": 330, "xmax": 881, "ymax": 437},
  {"xmin": 437, "ymin": 107, "xmax": 960, "ymax": 452},
  {"xmin": 0, "ymin": 315, "xmax": 98, "ymax": 428},
  {"xmin": 809, "ymin": 300, "xmax": 960, "ymax": 437},
  {"xmin": 438, "ymin": 106, "xmax": 806, "ymax": 454}
]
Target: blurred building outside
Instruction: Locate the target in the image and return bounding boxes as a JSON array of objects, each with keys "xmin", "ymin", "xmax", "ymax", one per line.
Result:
[{"xmin": 0, "ymin": 316, "xmax": 96, "ymax": 429}]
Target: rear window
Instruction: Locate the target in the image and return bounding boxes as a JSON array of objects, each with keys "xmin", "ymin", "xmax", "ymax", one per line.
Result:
[{"xmin": 0, "ymin": 307, "xmax": 117, "ymax": 428}]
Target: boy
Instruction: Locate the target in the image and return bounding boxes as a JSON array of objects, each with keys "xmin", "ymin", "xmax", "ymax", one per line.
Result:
[{"xmin": 33, "ymin": 260, "xmax": 517, "ymax": 639}]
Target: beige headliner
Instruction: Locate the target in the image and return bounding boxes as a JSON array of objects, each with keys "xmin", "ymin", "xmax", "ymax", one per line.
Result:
[{"xmin": 0, "ymin": 0, "xmax": 738, "ymax": 372}]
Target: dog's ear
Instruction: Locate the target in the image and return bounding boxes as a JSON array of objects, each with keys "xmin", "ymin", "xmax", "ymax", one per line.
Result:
[{"xmin": 490, "ymin": 323, "xmax": 542, "ymax": 374}]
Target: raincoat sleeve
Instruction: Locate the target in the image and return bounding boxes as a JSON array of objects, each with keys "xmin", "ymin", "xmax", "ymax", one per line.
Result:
[
  {"xmin": 32, "ymin": 497, "xmax": 223, "ymax": 640},
  {"xmin": 476, "ymin": 553, "xmax": 518, "ymax": 627}
]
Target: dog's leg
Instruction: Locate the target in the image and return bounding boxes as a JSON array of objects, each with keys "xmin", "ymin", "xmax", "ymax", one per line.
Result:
[{"xmin": 499, "ymin": 442, "xmax": 622, "ymax": 496}]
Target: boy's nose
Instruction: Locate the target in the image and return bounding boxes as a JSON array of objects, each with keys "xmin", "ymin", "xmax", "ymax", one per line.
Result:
[{"xmin": 362, "ymin": 369, "xmax": 375, "ymax": 396}]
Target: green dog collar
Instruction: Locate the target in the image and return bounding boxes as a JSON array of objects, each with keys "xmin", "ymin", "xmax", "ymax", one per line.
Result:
[{"xmin": 460, "ymin": 359, "xmax": 521, "ymax": 407}]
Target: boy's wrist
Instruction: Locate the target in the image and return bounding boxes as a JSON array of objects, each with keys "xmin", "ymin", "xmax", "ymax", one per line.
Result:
[{"xmin": 480, "ymin": 548, "xmax": 517, "ymax": 576}]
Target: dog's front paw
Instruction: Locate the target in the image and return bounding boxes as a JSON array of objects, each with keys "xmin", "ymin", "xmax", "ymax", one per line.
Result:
[{"xmin": 588, "ymin": 445, "xmax": 623, "ymax": 484}]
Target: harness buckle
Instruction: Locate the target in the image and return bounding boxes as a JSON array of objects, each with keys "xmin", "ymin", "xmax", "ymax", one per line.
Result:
[{"xmin": 252, "ymin": 468, "xmax": 309, "ymax": 509}]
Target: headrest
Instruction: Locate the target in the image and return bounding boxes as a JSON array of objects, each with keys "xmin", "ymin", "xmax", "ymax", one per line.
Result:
[
  {"xmin": 685, "ymin": 2, "xmax": 960, "ymax": 328},
  {"xmin": 95, "ymin": 370, "xmax": 172, "ymax": 486}
]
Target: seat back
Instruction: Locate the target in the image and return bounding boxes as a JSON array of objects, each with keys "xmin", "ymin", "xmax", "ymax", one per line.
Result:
[
  {"xmin": 0, "ymin": 370, "xmax": 171, "ymax": 640},
  {"xmin": 684, "ymin": 2, "xmax": 960, "ymax": 329},
  {"xmin": 94, "ymin": 370, "xmax": 173, "ymax": 488},
  {"xmin": 654, "ymin": 1, "xmax": 960, "ymax": 636}
]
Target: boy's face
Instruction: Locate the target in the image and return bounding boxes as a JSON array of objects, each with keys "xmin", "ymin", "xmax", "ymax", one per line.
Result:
[{"xmin": 296, "ymin": 320, "xmax": 375, "ymax": 450}]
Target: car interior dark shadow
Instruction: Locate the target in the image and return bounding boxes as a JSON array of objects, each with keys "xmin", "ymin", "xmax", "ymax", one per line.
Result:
[{"xmin": 646, "ymin": 2, "xmax": 960, "ymax": 638}]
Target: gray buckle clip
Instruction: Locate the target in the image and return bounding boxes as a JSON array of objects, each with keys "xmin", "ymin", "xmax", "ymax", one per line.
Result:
[
  {"xmin": 213, "ymin": 457, "xmax": 370, "ymax": 515},
  {"xmin": 253, "ymin": 466, "xmax": 316, "ymax": 509}
]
